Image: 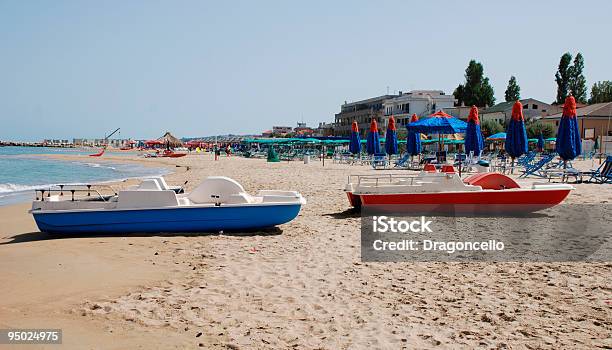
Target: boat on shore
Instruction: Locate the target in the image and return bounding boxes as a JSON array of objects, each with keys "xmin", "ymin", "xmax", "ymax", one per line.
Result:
[
  {"xmin": 30, "ymin": 176, "xmax": 305, "ymax": 233},
  {"xmin": 345, "ymin": 170, "xmax": 573, "ymax": 214}
]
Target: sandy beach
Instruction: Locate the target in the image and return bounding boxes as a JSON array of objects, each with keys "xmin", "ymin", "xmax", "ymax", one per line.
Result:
[{"xmin": 1, "ymin": 153, "xmax": 610, "ymax": 349}]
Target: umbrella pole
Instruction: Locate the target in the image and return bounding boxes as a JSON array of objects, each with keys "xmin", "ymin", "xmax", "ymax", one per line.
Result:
[{"xmin": 322, "ymin": 145, "xmax": 325, "ymax": 167}]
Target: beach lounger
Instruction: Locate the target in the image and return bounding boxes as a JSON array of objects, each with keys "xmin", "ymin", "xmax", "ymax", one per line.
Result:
[
  {"xmin": 519, "ymin": 154, "xmax": 555, "ymax": 178},
  {"xmin": 371, "ymin": 153, "xmax": 388, "ymax": 169},
  {"xmin": 583, "ymin": 156, "xmax": 612, "ymax": 183},
  {"xmin": 394, "ymin": 153, "xmax": 410, "ymax": 168}
]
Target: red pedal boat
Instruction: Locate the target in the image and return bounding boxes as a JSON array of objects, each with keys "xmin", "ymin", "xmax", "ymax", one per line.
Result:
[
  {"xmin": 89, "ymin": 148, "xmax": 105, "ymax": 157},
  {"xmin": 345, "ymin": 171, "xmax": 573, "ymax": 214},
  {"xmin": 161, "ymin": 150, "xmax": 187, "ymax": 158}
]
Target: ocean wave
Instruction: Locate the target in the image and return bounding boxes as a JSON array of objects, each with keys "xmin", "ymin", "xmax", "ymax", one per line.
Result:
[
  {"xmin": 0, "ymin": 183, "xmax": 40, "ymax": 194},
  {"xmin": 79, "ymin": 162, "xmax": 117, "ymax": 170}
]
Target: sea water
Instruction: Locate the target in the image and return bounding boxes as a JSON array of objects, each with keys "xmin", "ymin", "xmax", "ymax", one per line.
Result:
[{"xmin": 0, "ymin": 146, "xmax": 168, "ymax": 206}]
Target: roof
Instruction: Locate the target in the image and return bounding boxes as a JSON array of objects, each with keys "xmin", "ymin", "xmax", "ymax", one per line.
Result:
[
  {"xmin": 542, "ymin": 102, "xmax": 612, "ymax": 119},
  {"xmin": 481, "ymin": 98, "xmax": 550, "ymax": 114},
  {"xmin": 342, "ymin": 94, "xmax": 398, "ymax": 107}
]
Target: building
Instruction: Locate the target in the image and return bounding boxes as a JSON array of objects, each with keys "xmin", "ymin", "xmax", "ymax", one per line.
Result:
[
  {"xmin": 383, "ymin": 90, "xmax": 455, "ymax": 126},
  {"xmin": 334, "ymin": 94, "xmax": 397, "ymax": 136},
  {"xmin": 43, "ymin": 139, "xmax": 71, "ymax": 146},
  {"xmin": 479, "ymin": 98, "xmax": 558, "ymax": 124},
  {"xmin": 313, "ymin": 122, "xmax": 335, "ymax": 137},
  {"xmin": 272, "ymin": 126, "xmax": 293, "ymax": 136},
  {"xmin": 442, "ymin": 105, "xmax": 473, "ymax": 120},
  {"xmin": 294, "ymin": 122, "xmax": 314, "ymax": 136},
  {"xmin": 540, "ymin": 102, "xmax": 612, "ymax": 142}
]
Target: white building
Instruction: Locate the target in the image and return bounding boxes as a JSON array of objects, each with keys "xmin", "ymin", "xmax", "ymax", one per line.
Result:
[{"xmin": 382, "ymin": 90, "xmax": 455, "ymax": 127}]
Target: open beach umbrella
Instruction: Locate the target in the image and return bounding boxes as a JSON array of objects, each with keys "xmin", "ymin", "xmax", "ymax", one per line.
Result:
[
  {"xmin": 463, "ymin": 106, "xmax": 484, "ymax": 157},
  {"xmin": 405, "ymin": 110, "xmax": 467, "ymax": 159},
  {"xmin": 486, "ymin": 132, "xmax": 507, "ymax": 141},
  {"xmin": 405, "ymin": 110, "xmax": 468, "ymax": 134},
  {"xmin": 505, "ymin": 101, "xmax": 528, "ymax": 159},
  {"xmin": 555, "ymin": 96, "xmax": 582, "ymax": 161},
  {"xmin": 349, "ymin": 120, "xmax": 361, "ymax": 154},
  {"xmin": 385, "ymin": 116, "xmax": 398, "ymax": 155},
  {"xmin": 366, "ymin": 119, "xmax": 381, "ymax": 155},
  {"xmin": 537, "ymin": 133, "xmax": 545, "ymax": 152},
  {"xmin": 406, "ymin": 114, "xmax": 422, "ymax": 156}
]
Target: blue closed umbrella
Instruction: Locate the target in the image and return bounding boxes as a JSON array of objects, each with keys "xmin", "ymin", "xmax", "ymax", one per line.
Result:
[
  {"xmin": 505, "ymin": 101, "xmax": 528, "ymax": 159},
  {"xmin": 366, "ymin": 119, "xmax": 381, "ymax": 155},
  {"xmin": 555, "ymin": 96, "xmax": 582, "ymax": 161},
  {"xmin": 537, "ymin": 133, "xmax": 545, "ymax": 152},
  {"xmin": 406, "ymin": 114, "xmax": 422, "ymax": 156},
  {"xmin": 349, "ymin": 120, "xmax": 361, "ymax": 154},
  {"xmin": 385, "ymin": 116, "xmax": 398, "ymax": 155},
  {"xmin": 464, "ymin": 106, "xmax": 484, "ymax": 156}
]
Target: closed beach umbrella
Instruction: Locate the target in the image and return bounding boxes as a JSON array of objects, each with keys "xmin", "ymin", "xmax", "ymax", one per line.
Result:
[
  {"xmin": 505, "ymin": 101, "xmax": 528, "ymax": 159},
  {"xmin": 406, "ymin": 114, "xmax": 422, "ymax": 156},
  {"xmin": 537, "ymin": 133, "xmax": 545, "ymax": 152},
  {"xmin": 366, "ymin": 119, "xmax": 381, "ymax": 155},
  {"xmin": 385, "ymin": 116, "xmax": 398, "ymax": 155},
  {"xmin": 349, "ymin": 120, "xmax": 361, "ymax": 154},
  {"xmin": 267, "ymin": 146, "xmax": 280, "ymax": 162},
  {"xmin": 555, "ymin": 96, "xmax": 582, "ymax": 161},
  {"xmin": 464, "ymin": 106, "xmax": 484, "ymax": 157}
]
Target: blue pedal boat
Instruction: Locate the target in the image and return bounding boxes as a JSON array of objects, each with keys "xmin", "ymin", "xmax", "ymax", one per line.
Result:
[{"xmin": 30, "ymin": 176, "xmax": 306, "ymax": 234}]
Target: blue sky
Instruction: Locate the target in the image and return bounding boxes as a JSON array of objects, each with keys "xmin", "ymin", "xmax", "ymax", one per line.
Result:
[{"xmin": 1, "ymin": 0, "xmax": 610, "ymax": 141}]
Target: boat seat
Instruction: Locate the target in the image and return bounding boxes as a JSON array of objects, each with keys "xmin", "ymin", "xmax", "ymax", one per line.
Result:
[
  {"xmin": 135, "ymin": 179, "xmax": 162, "ymax": 191},
  {"xmin": 464, "ymin": 173, "xmax": 520, "ymax": 190},
  {"xmin": 153, "ymin": 177, "xmax": 183, "ymax": 193},
  {"xmin": 116, "ymin": 190, "xmax": 178, "ymax": 209},
  {"xmin": 178, "ymin": 197, "xmax": 191, "ymax": 206},
  {"xmin": 188, "ymin": 176, "xmax": 246, "ymax": 204},
  {"xmin": 441, "ymin": 165, "xmax": 456, "ymax": 173},
  {"xmin": 423, "ymin": 164, "xmax": 437, "ymax": 172}
]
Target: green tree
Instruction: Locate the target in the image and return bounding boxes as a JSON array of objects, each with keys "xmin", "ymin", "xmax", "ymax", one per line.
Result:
[
  {"xmin": 589, "ymin": 81, "xmax": 612, "ymax": 103},
  {"xmin": 568, "ymin": 52, "xmax": 587, "ymax": 103},
  {"xmin": 526, "ymin": 121, "xmax": 554, "ymax": 139},
  {"xmin": 504, "ymin": 76, "xmax": 521, "ymax": 102},
  {"xmin": 453, "ymin": 60, "xmax": 496, "ymax": 107},
  {"xmin": 453, "ymin": 84, "xmax": 465, "ymax": 106},
  {"xmin": 480, "ymin": 119, "xmax": 504, "ymax": 137},
  {"xmin": 555, "ymin": 52, "xmax": 572, "ymax": 104}
]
